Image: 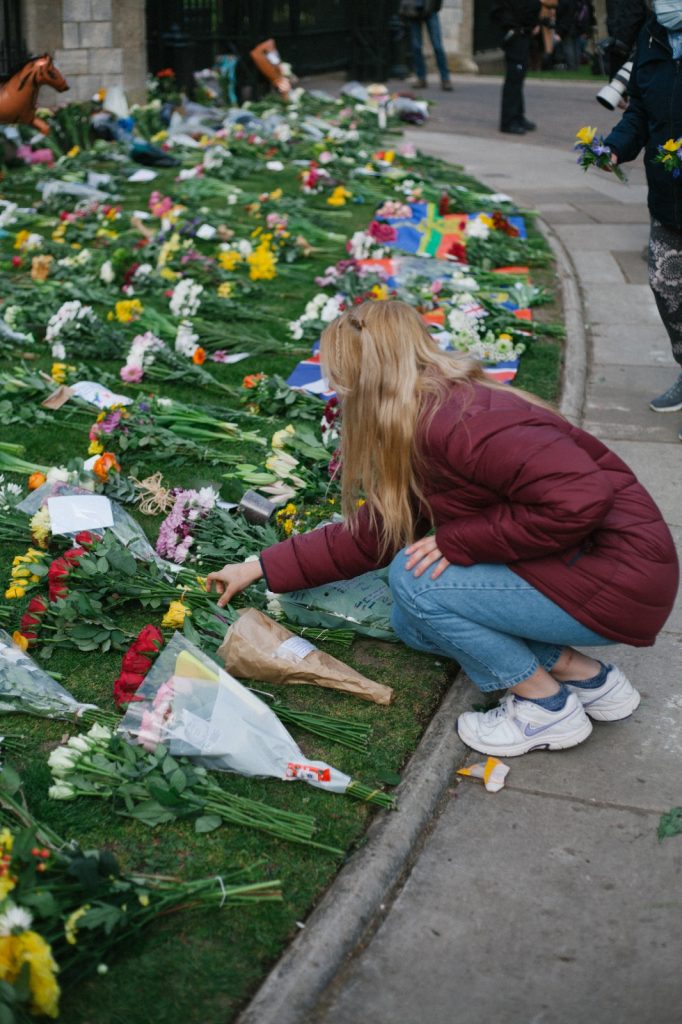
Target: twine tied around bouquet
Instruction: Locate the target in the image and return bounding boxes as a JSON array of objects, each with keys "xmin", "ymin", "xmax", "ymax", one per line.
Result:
[{"xmin": 132, "ymin": 472, "xmax": 174, "ymax": 516}]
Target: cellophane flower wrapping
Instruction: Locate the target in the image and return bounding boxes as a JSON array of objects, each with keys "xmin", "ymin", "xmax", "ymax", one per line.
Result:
[
  {"xmin": 17, "ymin": 481, "xmax": 161, "ymax": 564},
  {"xmin": 119, "ymin": 632, "xmax": 352, "ymax": 793},
  {"xmin": 0, "ymin": 629, "xmax": 94, "ymax": 717}
]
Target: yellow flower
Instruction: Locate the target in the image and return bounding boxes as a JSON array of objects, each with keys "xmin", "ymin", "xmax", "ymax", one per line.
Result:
[
  {"xmin": 283, "ymin": 519, "xmax": 293, "ymax": 536},
  {"xmin": 64, "ymin": 905, "xmax": 90, "ymax": 946},
  {"xmin": 11, "ymin": 632, "xmax": 28, "ymax": 652},
  {"xmin": 13, "ymin": 229, "xmax": 30, "ymax": 250},
  {"xmin": 370, "ymin": 283, "xmax": 389, "ymax": 301},
  {"xmin": 151, "ymin": 129, "xmax": 168, "ymax": 143},
  {"xmin": 50, "ymin": 362, "xmax": 70, "ymax": 383},
  {"xmin": 247, "ymin": 238, "xmax": 277, "ymax": 281},
  {"xmin": 271, "ymin": 424, "xmax": 295, "ymax": 449},
  {"xmin": 269, "ymin": 188, "xmax": 283, "ymax": 200},
  {"xmin": 218, "ymin": 250, "xmax": 242, "ymax": 272},
  {"xmin": 114, "ymin": 299, "xmax": 143, "ymax": 323},
  {"xmin": 51, "ymin": 223, "xmax": 66, "ymax": 242},
  {"xmin": 12, "ymin": 567, "xmax": 32, "ymax": 579},
  {"xmin": 575, "ymin": 126, "xmax": 597, "ymax": 146},
  {"xmin": 4, "ymin": 586, "xmax": 25, "ymax": 600},
  {"xmin": 161, "ymin": 600, "xmax": 190, "ymax": 628},
  {"xmin": 662, "ymin": 137, "xmax": 682, "ymax": 152},
  {"xmin": 159, "ymin": 266, "xmax": 179, "ymax": 281},
  {"xmin": 0, "ymin": 931, "xmax": 61, "ymax": 1018},
  {"xmin": 327, "ymin": 186, "xmax": 352, "ymax": 207},
  {"xmin": 138, "ymin": 893, "xmax": 150, "ymax": 907},
  {"xmin": 30, "ymin": 254, "xmax": 53, "ymax": 282},
  {"xmin": 95, "ymin": 227, "xmax": 118, "ymax": 240},
  {"xmin": 158, "ymin": 233, "xmax": 181, "ymax": 268},
  {"xmin": 88, "ymin": 439, "xmax": 104, "ymax": 455},
  {"xmin": 217, "ymin": 281, "xmax": 233, "ymax": 298},
  {"xmin": 66, "ymin": 145, "xmax": 80, "ymax": 157}
]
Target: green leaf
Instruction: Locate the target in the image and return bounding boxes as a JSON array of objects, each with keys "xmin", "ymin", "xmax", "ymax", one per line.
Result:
[
  {"xmin": 376, "ymin": 769, "xmax": 402, "ymax": 786},
  {"xmin": 170, "ymin": 768, "xmax": 186, "ymax": 793},
  {"xmin": 0, "ymin": 765, "xmax": 22, "ymax": 796},
  {"xmin": 658, "ymin": 807, "xmax": 682, "ymax": 841},
  {"xmin": 195, "ymin": 814, "xmax": 222, "ymax": 834}
]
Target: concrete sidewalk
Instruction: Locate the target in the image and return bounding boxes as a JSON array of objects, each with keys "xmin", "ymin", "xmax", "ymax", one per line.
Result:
[{"xmin": 241, "ymin": 80, "xmax": 682, "ymax": 1024}]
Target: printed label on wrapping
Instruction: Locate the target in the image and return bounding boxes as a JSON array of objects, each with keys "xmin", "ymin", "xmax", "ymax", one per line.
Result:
[{"xmin": 274, "ymin": 636, "xmax": 317, "ymax": 662}]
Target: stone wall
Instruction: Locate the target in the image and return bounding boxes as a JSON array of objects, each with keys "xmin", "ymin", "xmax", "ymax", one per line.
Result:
[
  {"xmin": 22, "ymin": 0, "xmax": 147, "ymax": 105},
  {"xmin": 416, "ymin": 0, "xmax": 477, "ymax": 75}
]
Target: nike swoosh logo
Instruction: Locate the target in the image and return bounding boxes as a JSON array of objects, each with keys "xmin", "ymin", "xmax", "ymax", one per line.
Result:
[{"xmin": 521, "ymin": 709, "xmax": 576, "ymax": 737}]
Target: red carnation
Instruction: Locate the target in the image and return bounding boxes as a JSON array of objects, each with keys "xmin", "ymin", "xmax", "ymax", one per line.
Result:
[
  {"xmin": 134, "ymin": 625, "xmax": 164, "ymax": 654},
  {"xmin": 368, "ymin": 220, "xmax": 397, "ymax": 244}
]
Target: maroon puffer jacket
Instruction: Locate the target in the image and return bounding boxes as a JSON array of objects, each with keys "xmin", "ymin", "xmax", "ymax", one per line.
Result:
[{"xmin": 260, "ymin": 382, "xmax": 678, "ymax": 646}]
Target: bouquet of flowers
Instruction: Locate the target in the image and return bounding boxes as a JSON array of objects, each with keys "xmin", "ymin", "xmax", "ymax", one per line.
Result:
[
  {"xmin": 0, "ymin": 629, "xmax": 113, "ymax": 725},
  {"xmin": 119, "ymin": 632, "xmax": 393, "ymax": 807},
  {"xmin": 654, "ymin": 137, "xmax": 682, "ymax": 178},
  {"xmin": 574, "ymin": 126, "xmax": 627, "ymax": 183}
]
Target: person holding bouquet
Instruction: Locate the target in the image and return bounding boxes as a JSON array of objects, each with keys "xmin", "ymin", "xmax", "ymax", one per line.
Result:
[
  {"xmin": 207, "ymin": 300, "xmax": 678, "ymax": 759},
  {"xmin": 605, "ymin": 2, "xmax": 682, "ymax": 427}
]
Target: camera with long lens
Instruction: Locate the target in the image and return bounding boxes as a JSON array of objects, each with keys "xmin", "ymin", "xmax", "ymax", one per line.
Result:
[{"xmin": 596, "ymin": 59, "xmax": 633, "ymax": 109}]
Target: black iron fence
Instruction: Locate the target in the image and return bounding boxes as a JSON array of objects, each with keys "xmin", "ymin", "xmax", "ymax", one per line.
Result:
[
  {"xmin": 0, "ymin": 0, "xmax": 27, "ymax": 76},
  {"xmin": 146, "ymin": 0, "xmax": 407, "ymax": 94}
]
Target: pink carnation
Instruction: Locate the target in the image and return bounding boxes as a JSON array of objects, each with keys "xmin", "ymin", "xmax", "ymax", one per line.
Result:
[
  {"xmin": 120, "ymin": 364, "xmax": 144, "ymax": 383},
  {"xmin": 368, "ymin": 220, "xmax": 397, "ymax": 243}
]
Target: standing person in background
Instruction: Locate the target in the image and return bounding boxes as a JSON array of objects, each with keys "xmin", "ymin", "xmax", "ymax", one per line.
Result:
[
  {"xmin": 605, "ymin": 1, "xmax": 682, "ymax": 429},
  {"xmin": 492, "ymin": 0, "xmax": 541, "ymax": 134},
  {"xmin": 539, "ymin": 1, "xmax": 560, "ymax": 68},
  {"xmin": 556, "ymin": 0, "xmax": 596, "ymax": 71},
  {"xmin": 400, "ymin": 0, "xmax": 453, "ymax": 91}
]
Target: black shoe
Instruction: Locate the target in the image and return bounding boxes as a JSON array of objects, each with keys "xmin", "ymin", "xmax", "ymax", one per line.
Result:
[
  {"xmin": 521, "ymin": 118, "xmax": 536, "ymax": 131},
  {"xmin": 500, "ymin": 124, "xmax": 526, "ymax": 135}
]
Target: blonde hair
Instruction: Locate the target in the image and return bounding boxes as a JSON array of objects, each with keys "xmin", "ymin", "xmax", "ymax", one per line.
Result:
[{"xmin": 320, "ymin": 299, "xmax": 550, "ymax": 556}]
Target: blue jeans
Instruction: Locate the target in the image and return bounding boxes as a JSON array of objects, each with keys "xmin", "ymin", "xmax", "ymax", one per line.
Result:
[
  {"xmin": 409, "ymin": 14, "xmax": 451, "ymax": 82},
  {"xmin": 388, "ymin": 553, "xmax": 616, "ymax": 692}
]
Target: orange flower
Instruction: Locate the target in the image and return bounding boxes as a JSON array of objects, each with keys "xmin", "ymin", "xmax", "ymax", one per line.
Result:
[
  {"xmin": 93, "ymin": 452, "xmax": 120, "ymax": 482},
  {"xmin": 192, "ymin": 347, "xmax": 206, "ymax": 365},
  {"xmin": 28, "ymin": 472, "xmax": 46, "ymax": 491},
  {"xmin": 242, "ymin": 373, "xmax": 266, "ymax": 389}
]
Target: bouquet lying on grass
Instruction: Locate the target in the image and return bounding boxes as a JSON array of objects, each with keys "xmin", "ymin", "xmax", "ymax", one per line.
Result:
[
  {"xmin": 574, "ymin": 126, "xmax": 627, "ymax": 183},
  {"xmin": 0, "ymin": 766, "xmax": 281, "ymax": 1022},
  {"xmin": 118, "ymin": 632, "xmax": 393, "ymax": 808}
]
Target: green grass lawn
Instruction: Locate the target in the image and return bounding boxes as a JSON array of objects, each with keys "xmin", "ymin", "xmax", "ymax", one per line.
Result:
[{"xmin": 0, "ymin": 133, "xmax": 563, "ymax": 1022}]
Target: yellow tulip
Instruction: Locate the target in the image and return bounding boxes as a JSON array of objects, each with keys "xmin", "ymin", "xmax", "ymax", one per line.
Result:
[
  {"xmin": 575, "ymin": 126, "xmax": 597, "ymax": 146},
  {"xmin": 662, "ymin": 137, "xmax": 682, "ymax": 152},
  {"xmin": 12, "ymin": 632, "xmax": 28, "ymax": 651},
  {"xmin": 161, "ymin": 600, "xmax": 190, "ymax": 628}
]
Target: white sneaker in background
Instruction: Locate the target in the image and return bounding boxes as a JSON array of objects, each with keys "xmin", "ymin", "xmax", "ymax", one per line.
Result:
[
  {"xmin": 456, "ymin": 691, "xmax": 592, "ymax": 757},
  {"xmin": 565, "ymin": 664, "xmax": 641, "ymax": 722}
]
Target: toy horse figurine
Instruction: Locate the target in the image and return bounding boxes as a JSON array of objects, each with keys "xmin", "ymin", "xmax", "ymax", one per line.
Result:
[{"xmin": 0, "ymin": 54, "xmax": 69, "ymax": 134}]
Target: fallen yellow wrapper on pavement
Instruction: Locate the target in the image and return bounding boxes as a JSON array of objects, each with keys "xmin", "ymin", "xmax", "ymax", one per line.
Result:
[{"xmin": 457, "ymin": 757, "xmax": 509, "ymax": 793}]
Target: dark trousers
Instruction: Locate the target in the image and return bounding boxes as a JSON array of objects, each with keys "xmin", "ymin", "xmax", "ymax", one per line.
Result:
[
  {"xmin": 649, "ymin": 217, "xmax": 682, "ymax": 368},
  {"xmin": 500, "ymin": 32, "xmax": 530, "ymax": 130}
]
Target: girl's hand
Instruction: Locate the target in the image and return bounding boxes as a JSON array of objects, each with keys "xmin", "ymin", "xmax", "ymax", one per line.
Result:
[
  {"xmin": 404, "ymin": 536, "xmax": 451, "ymax": 580},
  {"xmin": 206, "ymin": 560, "xmax": 263, "ymax": 608}
]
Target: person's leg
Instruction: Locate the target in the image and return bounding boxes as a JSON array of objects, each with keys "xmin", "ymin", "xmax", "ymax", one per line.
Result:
[
  {"xmin": 388, "ymin": 554, "xmax": 634, "ymax": 755},
  {"xmin": 563, "ymin": 35, "xmax": 579, "ymax": 71},
  {"xmin": 424, "ymin": 12, "xmax": 452, "ymax": 85},
  {"xmin": 409, "ymin": 20, "xmax": 427, "ymax": 84},
  {"xmin": 500, "ymin": 33, "xmax": 529, "ymax": 131},
  {"xmin": 647, "ymin": 217, "xmax": 682, "ymax": 412}
]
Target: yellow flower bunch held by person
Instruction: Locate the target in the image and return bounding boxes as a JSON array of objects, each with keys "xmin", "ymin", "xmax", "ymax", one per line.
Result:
[{"xmin": 575, "ymin": 125, "xmax": 596, "ymax": 146}]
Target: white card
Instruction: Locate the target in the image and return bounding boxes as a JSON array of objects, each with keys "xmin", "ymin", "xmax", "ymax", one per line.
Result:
[
  {"xmin": 70, "ymin": 381, "xmax": 133, "ymax": 409},
  {"xmin": 47, "ymin": 495, "xmax": 114, "ymax": 535},
  {"xmin": 127, "ymin": 169, "xmax": 157, "ymax": 182}
]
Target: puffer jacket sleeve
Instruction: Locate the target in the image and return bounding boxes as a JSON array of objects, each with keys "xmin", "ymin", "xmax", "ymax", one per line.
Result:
[
  {"xmin": 434, "ymin": 410, "xmax": 615, "ymax": 565},
  {"xmin": 604, "ymin": 39, "xmax": 649, "ymax": 163},
  {"xmin": 260, "ymin": 503, "xmax": 430, "ymax": 593}
]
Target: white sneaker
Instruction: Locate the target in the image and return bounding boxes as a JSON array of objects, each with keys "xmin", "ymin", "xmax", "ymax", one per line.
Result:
[
  {"xmin": 456, "ymin": 691, "xmax": 592, "ymax": 757},
  {"xmin": 565, "ymin": 664, "xmax": 640, "ymax": 722}
]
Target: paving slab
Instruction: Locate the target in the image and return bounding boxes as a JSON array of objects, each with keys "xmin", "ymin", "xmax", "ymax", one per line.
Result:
[
  {"xmin": 611, "ymin": 248, "xmax": 650, "ymax": 285},
  {"xmin": 589, "ymin": 323, "xmax": 674, "ymax": 367},
  {"xmin": 571, "ymin": 203, "xmax": 650, "ymax": 225},
  {"xmin": 553, "ymin": 223, "xmax": 650, "ymax": 252},
  {"xmin": 317, "ymin": 787, "xmax": 682, "ymax": 1024},
  {"xmin": 582, "ymin": 284, "xmax": 661, "ymax": 326},
  {"xmin": 583, "ymin": 364, "xmax": 681, "ymax": 442},
  {"xmin": 504, "ymin": 637, "xmax": 682, "ymax": 811},
  {"xmin": 568, "ymin": 249, "xmax": 625, "ymax": 284},
  {"xmin": 608, "ymin": 440, "xmax": 682, "ymax": 526}
]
